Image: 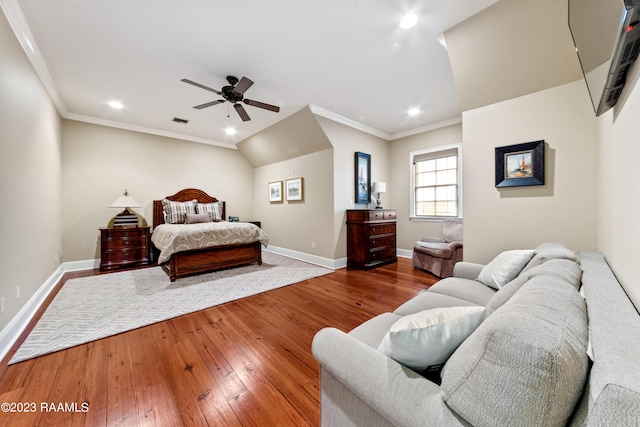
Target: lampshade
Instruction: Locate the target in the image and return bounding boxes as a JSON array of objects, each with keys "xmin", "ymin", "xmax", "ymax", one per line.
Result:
[
  {"xmin": 109, "ymin": 189, "xmax": 141, "ymax": 209},
  {"xmin": 372, "ymin": 182, "xmax": 387, "ymax": 194}
]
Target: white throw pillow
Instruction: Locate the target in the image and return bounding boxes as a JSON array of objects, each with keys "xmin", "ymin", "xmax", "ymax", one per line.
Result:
[
  {"xmin": 477, "ymin": 249, "xmax": 535, "ymax": 289},
  {"xmin": 377, "ymin": 306, "xmax": 486, "ymax": 371}
]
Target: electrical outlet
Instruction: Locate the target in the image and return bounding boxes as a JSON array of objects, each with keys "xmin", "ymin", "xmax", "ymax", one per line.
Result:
[
  {"xmin": 0, "ymin": 297, "xmax": 4, "ymax": 313},
  {"xmin": 16, "ymin": 285, "xmax": 20, "ymax": 300},
  {"xmin": 311, "ymin": 242, "xmax": 316, "ymax": 249}
]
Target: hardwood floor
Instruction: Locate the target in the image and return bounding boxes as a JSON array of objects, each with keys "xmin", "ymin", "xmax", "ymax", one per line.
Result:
[{"xmin": 0, "ymin": 258, "xmax": 437, "ymax": 426}]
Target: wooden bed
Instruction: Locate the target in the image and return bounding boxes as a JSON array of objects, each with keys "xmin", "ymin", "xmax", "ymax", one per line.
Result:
[{"xmin": 152, "ymin": 188, "xmax": 262, "ymax": 281}]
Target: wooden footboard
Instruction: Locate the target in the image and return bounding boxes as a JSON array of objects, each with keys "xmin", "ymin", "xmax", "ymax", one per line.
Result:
[
  {"xmin": 152, "ymin": 188, "xmax": 264, "ymax": 281},
  {"xmin": 162, "ymin": 241, "xmax": 262, "ymax": 281}
]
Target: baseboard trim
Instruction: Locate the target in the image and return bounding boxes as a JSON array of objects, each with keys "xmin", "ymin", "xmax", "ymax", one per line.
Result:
[
  {"xmin": 397, "ymin": 248, "xmax": 413, "ymax": 259},
  {"xmin": 0, "ymin": 264, "xmax": 64, "ymax": 363},
  {"xmin": 265, "ymin": 246, "xmax": 346, "ymax": 270}
]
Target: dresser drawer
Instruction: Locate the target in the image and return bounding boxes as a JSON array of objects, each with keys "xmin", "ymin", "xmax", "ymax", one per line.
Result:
[
  {"xmin": 368, "ymin": 235, "xmax": 395, "ymax": 249},
  {"xmin": 104, "ymin": 228, "xmax": 146, "ymax": 239},
  {"xmin": 103, "ymin": 247, "xmax": 149, "ymax": 263},
  {"xmin": 103, "ymin": 236, "xmax": 148, "ymax": 250},
  {"xmin": 369, "ymin": 246, "xmax": 397, "ymax": 263},
  {"xmin": 368, "ymin": 223, "xmax": 396, "ymax": 236},
  {"xmin": 366, "ymin": 210, "xmax": 397, "ymax": 221}
]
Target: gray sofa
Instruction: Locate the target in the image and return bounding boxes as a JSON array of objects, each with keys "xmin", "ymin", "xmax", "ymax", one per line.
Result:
[{"xmin": 312, "ymin": 243, "xmax": 640, "ymax": 426}]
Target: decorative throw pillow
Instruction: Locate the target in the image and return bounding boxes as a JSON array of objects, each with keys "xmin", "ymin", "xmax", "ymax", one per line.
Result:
[
  {"xmin": 161, "ymin": 199, "xmax": 197, "ymax": 224},
  {"xmin": 185, "ymin": 213, "xmax": 212, "ymax": 224},
  {"xmin": 196, "ymin": 201, "xmax": 223, "ymax": 222},
  {"xmin": 377, "ymin": 306, "xmax": 486, "ymax": 371},
  {"xmin": 477, "ymin": 249, "xmax": 535, "ymax": 289}
]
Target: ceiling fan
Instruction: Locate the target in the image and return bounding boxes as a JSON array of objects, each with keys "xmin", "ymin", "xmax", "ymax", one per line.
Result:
[{"xmin": 181, "ymin": 75, "xmax": 280, "ymax": 122}]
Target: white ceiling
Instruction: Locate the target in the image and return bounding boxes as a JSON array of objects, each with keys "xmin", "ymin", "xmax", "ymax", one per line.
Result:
[{"xmin": 4, "ymin": 0, "xmax": 499, "ymax": 148}]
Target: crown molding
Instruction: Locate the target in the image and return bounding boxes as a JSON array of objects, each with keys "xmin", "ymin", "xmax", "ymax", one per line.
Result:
[
  {"xmin": 63, "ymin": 113, "xmax": 237, "ymax": 150},
  {"xmin": 308, "ymin": 104, "xmax": 391, "ymax": 140},
  {"xmin": 0, "ymin": 0, "xmax": 67, "ymax": 115},
  {"xmin": 389, "ymin": 116, "xmax": 463, "ymax": 140}
]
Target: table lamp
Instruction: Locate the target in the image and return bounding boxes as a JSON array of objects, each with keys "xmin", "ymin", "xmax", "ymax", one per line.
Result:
[
  {"xmin": 372, "ymin": 182, "xmax": 386, "ymax": 209},
  {"xmin": 109, "ymin": 189, "xmax": 142, "ymax": 227}
]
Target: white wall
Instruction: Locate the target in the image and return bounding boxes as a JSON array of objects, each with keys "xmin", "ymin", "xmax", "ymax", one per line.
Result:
[
  {"xmin": 315, "ymin": 117, "xmax": 390, "ymax": 260},
  {"xmin": 462, "ymin": 80, "xmax": 599, "ymax": 263},
  {"xmin": 0, "ymin": 12, "xmax": 62, "ymax": 331},
  {"xmin": 252, "ymin": 149, "xmax": 335, "ymax": 259},
  {"xmin": 598, "ymin": 62, "xmax": 640, "ymax": 310}
]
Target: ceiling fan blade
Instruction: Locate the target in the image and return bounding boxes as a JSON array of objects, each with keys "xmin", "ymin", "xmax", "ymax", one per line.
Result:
[
  {"xmin": 193, "ymin": 100, "xmax": 225, "ymax": 109},
  {"xmin": 234, "ymin": 103, "xmax": 251, "ymax": 121},
  {"xmin": 243, "ymin": 99, "xmax": 280, "ymax": 113},
  {"xmin": 232, "ymin": 77, "xmax": 254, "ymax": 96},
  {"xmin": 181, "ymin": 78, "xmax": 222, "ymax": 95}
]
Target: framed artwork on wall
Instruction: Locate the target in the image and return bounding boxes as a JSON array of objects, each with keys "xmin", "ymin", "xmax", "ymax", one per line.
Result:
[
  {"xmin": 355, "ymin": 152, "xmax": 371, "ymax": 204},
  {"xmin": 495, "ymin": 140, "xmax": 545, "ymax": 187},
  {"xmin": 286, "ymin": 177, "xmax": 304, "ymax": 201},
  {"xmin": 268, "ymin": 181, "xmax": 283, "ymax": 202}
]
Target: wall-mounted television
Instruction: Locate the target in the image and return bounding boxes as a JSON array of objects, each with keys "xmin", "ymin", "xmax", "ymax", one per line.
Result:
[{"xmin": 569, "ymin": 0, "xmax": 640, "ymax": 116}]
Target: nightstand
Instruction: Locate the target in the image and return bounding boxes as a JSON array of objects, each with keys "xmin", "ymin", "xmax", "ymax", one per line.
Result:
[{"xmin": 99, "ymin": 226, "xmax": 151, "ymax": 271}]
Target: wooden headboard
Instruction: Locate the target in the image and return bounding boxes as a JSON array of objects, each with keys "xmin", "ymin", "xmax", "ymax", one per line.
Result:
[{"xmin": 152, "ymin": 188, "xmax": 226, "ymax": 229}]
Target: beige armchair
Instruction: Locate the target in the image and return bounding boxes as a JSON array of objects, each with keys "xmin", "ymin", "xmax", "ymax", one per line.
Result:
[{"xmin": 412, "ymin": 218, "xmax": 463, "ymax": 278}]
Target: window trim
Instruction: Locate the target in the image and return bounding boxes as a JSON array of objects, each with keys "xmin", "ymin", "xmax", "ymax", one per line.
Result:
[{"xmin": 409, "ymin": 143, "xmax": 463, "ymax": 221}]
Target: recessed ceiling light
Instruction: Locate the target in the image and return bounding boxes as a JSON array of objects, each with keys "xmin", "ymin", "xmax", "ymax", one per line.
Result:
[
  {"xmin": 399, "ymin": 13, "xmax": 418, "ymax": 29},
  {"xmin": 408, "ymin": 108, "xmax": 420, "ymax": 116},
  {"xmin": 225, "ymin": 127, "xmax": 237, "ymax": 135},
  {"xmin": 108, "ymin": 100, "xmax": 123, "ymax": 109}
]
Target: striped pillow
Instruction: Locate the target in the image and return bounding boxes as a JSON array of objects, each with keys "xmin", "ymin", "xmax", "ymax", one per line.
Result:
[
  {"xmin": 196, "ymin": 201, "xmax": 223, "ymax": 222},
  {"xmin": 161, "ymin": 199, "xmax": 197, "ymax": 224}
]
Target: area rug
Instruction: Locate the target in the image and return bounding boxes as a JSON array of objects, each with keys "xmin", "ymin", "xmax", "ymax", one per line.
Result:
[{"xmin": 10, "ymin": 252, "xmax": 332, "ymax": 364}]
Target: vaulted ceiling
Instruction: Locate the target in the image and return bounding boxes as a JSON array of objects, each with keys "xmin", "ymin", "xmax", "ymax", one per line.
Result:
[{"xmin": 2, "ymin": 0, "xmax": 500, "ymax": 149}]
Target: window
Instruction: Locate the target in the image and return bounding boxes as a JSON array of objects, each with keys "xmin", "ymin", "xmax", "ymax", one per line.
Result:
[{"xmin": 411, "ymin": 145, "xmax": 461, "ymax": 219}]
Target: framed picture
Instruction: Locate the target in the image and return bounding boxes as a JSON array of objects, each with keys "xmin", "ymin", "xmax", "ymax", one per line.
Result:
[
  {"xmin": 354, "ymin": 152, "xmax": 371, "ymax": 204},
  {"xmin": 268, "ymin": 181, "xmax": 283, "ymax": 202},
  {"xmin": 495, "ymin": 140, "xmax": 545, "ymax": 187},
  {"xmin": 286, "ymin": 177, "xmax": 304, "ymax": 201}
]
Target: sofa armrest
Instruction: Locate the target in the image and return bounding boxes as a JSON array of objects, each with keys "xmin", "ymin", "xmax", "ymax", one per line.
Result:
[
  {"xmin": 453, "ymin": 262, "xmax": 484, "ymax": 280},
  {"xmin": 420, "ymin": 236, "xmax": 446, "ymax": 243},
  {"xmin": 312, "ymin": 327, "xmax": 462, "ymax": 426}
]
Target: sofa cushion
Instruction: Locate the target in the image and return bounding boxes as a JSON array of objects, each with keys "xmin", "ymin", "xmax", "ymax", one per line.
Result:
[
  {"xmin": 427, "ymin": 277, "xmax": 497, "ymax": 306},
  {"xmin": 413, "ymin": 241, "xmax": 452, "ymax": 259},
  {"xmin": 521, "ymin": 242, "xmax": 578, "ymax": 273},
  {"xmin": 477, "ymin": 249, "xmax": 535, "ymax": 289},
  {"xmin": 485, "ymin": 258, "xmax": 582, "ymax": 317},
  {"xmin": 348, "ymin": 312, "xmax": 402, "ymax": 349},
  {"xmin": 394, "ymin": 291, "xmax": 481, "ymax": 316},
  {"xmin": 441, "ymin": 276, "xmax": 589, "ymax": 427},
  {"xmin": 378, "ymin": 306, "xmax": 485, "ymax": 371}
]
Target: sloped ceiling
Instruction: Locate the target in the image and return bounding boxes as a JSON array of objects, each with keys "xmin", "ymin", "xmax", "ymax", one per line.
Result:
[
  {"xmin": 444, "ymin": 0, "xmax": 584, "ymax": 111},
  {"xmin": 237, "ymin": 106, "xmax": 332, "ymax": 167}
]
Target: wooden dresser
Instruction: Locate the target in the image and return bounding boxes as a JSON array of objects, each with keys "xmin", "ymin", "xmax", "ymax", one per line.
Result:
[
  {"xmin": 346, "ymin": 209, "xmax": 397, "ymax": 269},
  {"xmin": 100, "ymin": 226, "xmax": 151, "ymax": 271}
]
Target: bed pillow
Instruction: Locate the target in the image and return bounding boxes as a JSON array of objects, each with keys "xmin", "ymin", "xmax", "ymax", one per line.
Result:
[
  {"xmin": 161, "ymin": 199, "xmax": 197, "ymax": 224},
  {"xmin": 377, "ymin": 306, "xmax": 485, "ymax": 371},
  {"xmin": 185, "ymin": 213, "xmax": 212, "ymax": 224},
  {"xmin": 477, "ymin": 249, "xmax": 535, "ymax": 289},
  {"xmin": 196, "ymin": 201, "xmax": 223, "ymax": 222}
]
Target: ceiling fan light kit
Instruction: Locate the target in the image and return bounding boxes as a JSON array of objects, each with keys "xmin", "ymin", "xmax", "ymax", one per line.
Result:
[{"xmin": 181, "ymin": 76, "xmax": 280, "ymax": 122}]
